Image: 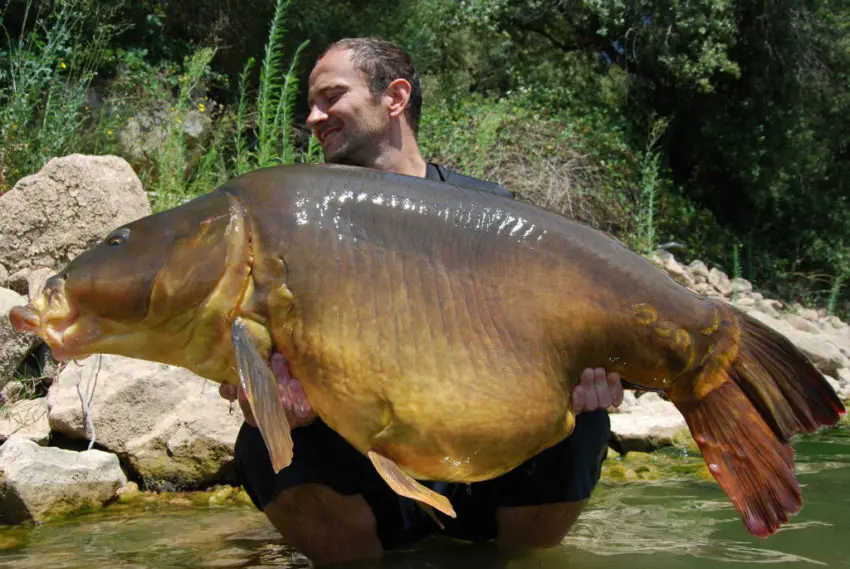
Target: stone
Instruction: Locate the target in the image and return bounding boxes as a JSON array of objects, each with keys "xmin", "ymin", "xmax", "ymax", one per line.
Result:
[
  {"xmin": 708, "ymin": 267, "xmax": 733, "ymax": 296},
  {"xmin": 0, "ymin": 262, "xmax": 7, "ymax": 287},
  {"xmin": 47, "ymin": 355, "xmax": 244, "ymax": 490},
  {"xmin": 3, "ymin": 270, "xmax": 29, "ymax": 296},
  {"xmin": 837, "ymin": 368, "xmax": 850, "ymax": 401},
  {"xmin": 688, "ymin": 260, "xmax": 710, "ymax": 281},
  {"xmin": 752, "ymin": 299, "xmax": 781, "ymax": 319},
  {"xmin": 0, "ymin": 436, "xmax": 126, "ymax": 523},
  {"xmin": 799, "ymin": 308, "xmax": 821, "ymax": 323},
  {"xmin": 23, "ymin": 267, "xmax": 56, "ymax": 300},
  {"xmin": 0, "ymin": 154, "xmax": 150, "ymax": 275},
  {"xmin": 0, "ymin": 398, "xmax": 49, "ymax": 445},
  {"xmin": 0, "ymin": 287, "xmax": 38, "ymax": 388},
  {"xmin": 786, "ymin": 315, "xmax": 821, "ymax": 335},
  {"xmin": 609, "ymin": 392, "xmax": 687, "ymax": 453},
  {"xmin": 785, "ymin": 330, "xmax": 849, "ymax": 377},
  {"xmin": 730, "ymin": 277, "xmax": 753, "ymax": 295}
]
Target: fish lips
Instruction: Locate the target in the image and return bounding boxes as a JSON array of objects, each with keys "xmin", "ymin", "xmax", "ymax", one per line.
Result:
[{"xmin": 8, "ymin": 282, "xmax": 83, "ymax": 362}]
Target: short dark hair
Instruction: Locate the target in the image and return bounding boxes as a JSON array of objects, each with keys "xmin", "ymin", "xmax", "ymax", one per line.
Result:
[{"xmin": 322, "ymin": 37, "xmax": 422, "ymax": 135}]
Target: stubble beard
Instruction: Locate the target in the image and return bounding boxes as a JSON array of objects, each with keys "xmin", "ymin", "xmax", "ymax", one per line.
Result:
[{"xmin": 322, "ymin": 127, "xmax": 383, "ymax": 168}]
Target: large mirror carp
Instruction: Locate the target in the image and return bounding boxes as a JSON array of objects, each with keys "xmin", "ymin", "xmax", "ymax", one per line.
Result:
[{"xmin": 9, "ymin": 163, "xmax": 844, "ymax": 538}]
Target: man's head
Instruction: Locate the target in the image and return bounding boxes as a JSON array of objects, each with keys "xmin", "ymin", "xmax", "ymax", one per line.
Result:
[{"xmin": 307, "ymin": 37, "xmax": 422, "ymax": 167}]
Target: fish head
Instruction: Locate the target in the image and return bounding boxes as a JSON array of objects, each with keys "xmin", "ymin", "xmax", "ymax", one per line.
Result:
[{"xmin": 8, "ymin": 191, "xmax": 254, "ymax": 382}]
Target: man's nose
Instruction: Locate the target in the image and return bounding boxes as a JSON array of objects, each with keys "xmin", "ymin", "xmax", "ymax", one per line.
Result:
[{"xmin": 306, "ymin": 105, "xmax": 327, "ymax": 129}]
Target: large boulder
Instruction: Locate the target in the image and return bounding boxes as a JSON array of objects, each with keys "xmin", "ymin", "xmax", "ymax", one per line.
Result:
[
  {"xmin": 0, "ymin": 398, "xmax": 50, "ymax": 445},
  {"xmin": 0, "ymin": 154, "xmax": 151, "ymax": 274},
  {"xmin": 47, "ymin": 355, "xmax": 244, "ymax": 490},
  {"xmin": 0, "ymin": 436, "xmax": 126, "ymax": 523},
  {"xmin": 1, "ymin": 287, "xmax": 38, "ymax": 387}
]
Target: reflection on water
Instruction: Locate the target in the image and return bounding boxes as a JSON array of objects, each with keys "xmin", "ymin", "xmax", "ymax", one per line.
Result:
[{"xmin": 1, "ymin": 425, "xmax": 848, "ymax": 569}]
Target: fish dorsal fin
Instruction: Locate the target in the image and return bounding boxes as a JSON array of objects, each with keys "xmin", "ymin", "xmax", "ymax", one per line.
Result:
[
  {"xmin": 231, "ymin": 318, "xmax": 293, "ymax": 472},
  {"xmin": 367, "ymin": 450, "xmax": 457, "ymax": 519}
]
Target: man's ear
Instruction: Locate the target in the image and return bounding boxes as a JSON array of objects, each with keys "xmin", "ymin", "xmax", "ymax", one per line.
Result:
[{"xmin": 386, "ymin": 78, "xmax": 412, "ymax": 120}]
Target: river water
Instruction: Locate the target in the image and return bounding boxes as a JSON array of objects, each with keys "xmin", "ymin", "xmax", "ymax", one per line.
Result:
[{"xmin": 1, "ymin": 422, "xmax": 847, "ymax": 569}]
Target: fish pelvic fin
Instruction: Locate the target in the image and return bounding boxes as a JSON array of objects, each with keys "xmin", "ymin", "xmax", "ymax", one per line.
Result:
[
  {"xmin": 668, "ymin": 303, "xmax": 844, "ymax": 538},
  {"xmin": 231, "ymin": 317, "xmax": 293, "ymax": 473},
  {"xmin": 367, "ymin": 450, "xmax": 457, "ymax": 519}
]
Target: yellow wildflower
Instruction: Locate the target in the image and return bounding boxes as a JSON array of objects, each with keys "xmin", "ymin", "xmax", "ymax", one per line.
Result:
[{"xmin": 199, "ymin": 103, "xmax": 206, "ymax": 112}]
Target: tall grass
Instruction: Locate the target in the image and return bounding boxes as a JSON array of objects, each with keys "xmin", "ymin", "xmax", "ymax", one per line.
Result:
[
  {"xmin": 253, "ymin": 0, "xmax": 309, "ymax": 169},
  {"xmin": 143, "ymin": 0, "xmax": 311, "ymax": 211},
  {"xmin": 635, "ymin": 118, "xmax": 669, "ymax": 256},
  {"xmin": 0, "ymin": 0, "xmax": 119, "ymax": 192}
]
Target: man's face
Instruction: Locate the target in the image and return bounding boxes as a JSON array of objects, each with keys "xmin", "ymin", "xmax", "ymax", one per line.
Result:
[{"xmin": 307, "ymin": 48, "xmax": 389, "ymax": 166}]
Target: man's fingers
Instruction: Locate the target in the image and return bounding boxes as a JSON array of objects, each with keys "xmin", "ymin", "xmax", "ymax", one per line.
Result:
[
  {"xmin": 219, "ymin": 383, "xmax": 238, "ymax": 402},
  {"xmin": 573, "ymin": 383, "xmax": 586, "ymax": 415},
  {"xmin": 608, "ymin": 372, "xmax": 624, "ymax": 408},
  {"xmin": 579, "ymin": 368, "xmax": 598, "ymax": 412},
  {"xmin": 594, "ymin": 367, "xmax": 613, "ymax": 409}
]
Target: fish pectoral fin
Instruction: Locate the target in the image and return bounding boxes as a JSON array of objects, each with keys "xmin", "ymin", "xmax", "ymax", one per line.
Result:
[
  {"xmin": 231, "ymin": 318, "xmax": 293, "ymax": 473},
  {"xmin": 367, "ymin": 450, "xmax": 457, "ymax": 519}
]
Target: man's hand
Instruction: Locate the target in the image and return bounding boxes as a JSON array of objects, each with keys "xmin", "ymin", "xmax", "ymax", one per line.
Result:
[
  {"xmin": 219, "ymin": 353, "xmax": 317, "ymax": 429},
  {"xmin": 572, "ymin": 368, "xmax": 624, "ymax": 414}
]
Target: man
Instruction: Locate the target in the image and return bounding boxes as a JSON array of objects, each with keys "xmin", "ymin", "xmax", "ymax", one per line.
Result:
[{"xmin": 220, "ymin": 37, "xmax": 624, "ymax": 566}]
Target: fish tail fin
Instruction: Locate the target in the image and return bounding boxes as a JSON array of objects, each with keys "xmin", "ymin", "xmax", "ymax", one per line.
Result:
[
  {"xmin": 731, "ymin": 311, "xmax": 844, "ymax": 440},
  {"xmin": 669, "ymin": 304, "xmax": 844, "ymax": 538}
]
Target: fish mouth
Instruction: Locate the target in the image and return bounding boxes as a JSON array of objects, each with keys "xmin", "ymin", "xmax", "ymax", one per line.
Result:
[{"xmin": 8, "ymin": 283, "xmax": 82, "ymax": 362}]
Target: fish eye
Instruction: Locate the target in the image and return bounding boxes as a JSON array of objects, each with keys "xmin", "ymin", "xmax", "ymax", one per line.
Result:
[{"xmin": 106, "ymin": 228, "xmax": 130, "ymax": 247}]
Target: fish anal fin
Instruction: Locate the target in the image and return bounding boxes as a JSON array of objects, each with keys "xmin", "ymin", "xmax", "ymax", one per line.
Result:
[
  {"xmin": 231, "ymin": 318, "xmax": 293, "ymax": 473},
  {"xmin": 367, "ymin": 450, "xmax": 457, "ymax": 519},
  {"xmin": 675, "ymin": 379, "xmax": 801, "ymax": 538}
]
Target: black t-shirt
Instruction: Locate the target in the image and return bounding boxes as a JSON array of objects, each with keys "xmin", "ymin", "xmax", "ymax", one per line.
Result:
[{"xmin": 425, "ymin": 163, "xmax": 513, "ymax": 199}]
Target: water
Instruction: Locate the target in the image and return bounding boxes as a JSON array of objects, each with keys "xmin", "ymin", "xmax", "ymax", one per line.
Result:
[{"xmin": 1, "ymin": 424, "xmax": 848, "ymax": 569}]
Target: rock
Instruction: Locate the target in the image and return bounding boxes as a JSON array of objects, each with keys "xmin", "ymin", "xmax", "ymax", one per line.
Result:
[
  {"xmin": 708, "ymin": 267, "xmax": 733, "ymax": 296},
  {"xmin": 1, "ymin": 287, "xmax": 38, "ymax": 387},
  {"xmin": 656, "ymin": 250, "xmax": 685, "ymax": 278},
  {"xmin": 23, "ymin": 267, "xmax": 55, "ymax": 301},
  {"xmin": 609, "ymin": 392, "xmax": 687, "ymax": 453},
  {"xmin": 689, "ymin": 260, "xmax": 710, "ymax": 281},
  {"xmin": 0, "ymin": 398, "xmax": 49, "ymax": 445},
  {"xmin": 798, "ymin": 307, "xmax": 821, "ymax": 323},
  {"xmin": 0, "ymin": 436, "xmax": 126, "ymax": 523},
  {"xmin": 47, "ymin": 355, "xmax": 244, "ymax": 490},
  {"xmin": 3, "ymin": 270, "xmax": 29, "ymax": 296},
  {"xmin": 786, "ymin": 331, "xmax": 848, "ymax": 377},
  {"xmin": 730, "ymin": 277, "xmax": 753, "ymax": 295},
  {"xmin": 752, "ymin": 299, "xmax": 782, "ymax": 319},
  {"xmin": 786, "ymin": 315, "xmax": 821, "ymax": 334},
  {"xmin": 0, "ymin": 154, "xmax": 150, "ymax": 274},
  {"xmin": 691, "ymin": 281, "xmax": 715, "ymax": 297},
  {"xmin": 119, "ymin": 108, "xmax": 214, "ymax": 162},
  {"xmin": 837, "ymin": 368, "xmax": 850, "ymax": 401},
  {"xmin": 733, "ymin": 296, "xmax": 755, "ymax": 308},
  {"xmin": 1, "ymin": 381, "xmax": 28, "ymax": 404},
  {"xmin": 0, "ymin": 263, "xmax": 7, "ymax": 287}
]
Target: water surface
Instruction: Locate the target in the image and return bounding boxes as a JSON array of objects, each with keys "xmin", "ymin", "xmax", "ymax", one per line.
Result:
[{"xmin": 1, "ymin": 424, "xmax": 847, "ymax": 568}]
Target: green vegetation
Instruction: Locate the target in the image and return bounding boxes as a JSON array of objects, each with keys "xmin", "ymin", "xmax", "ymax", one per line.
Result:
[{"xmin": 1, "ymin": 0, "xmax": 847, "ymax": 317}]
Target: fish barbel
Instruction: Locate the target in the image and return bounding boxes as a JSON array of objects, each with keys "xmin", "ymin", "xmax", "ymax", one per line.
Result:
[{"xmin": 8, "ymin": 163, "xmax": 844, "ymax": 537}]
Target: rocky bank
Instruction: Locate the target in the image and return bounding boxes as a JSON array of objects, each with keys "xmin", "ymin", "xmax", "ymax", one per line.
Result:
[{"xmin": 0, "ymin": 155, "xmax": 848, "ymax": 525}]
